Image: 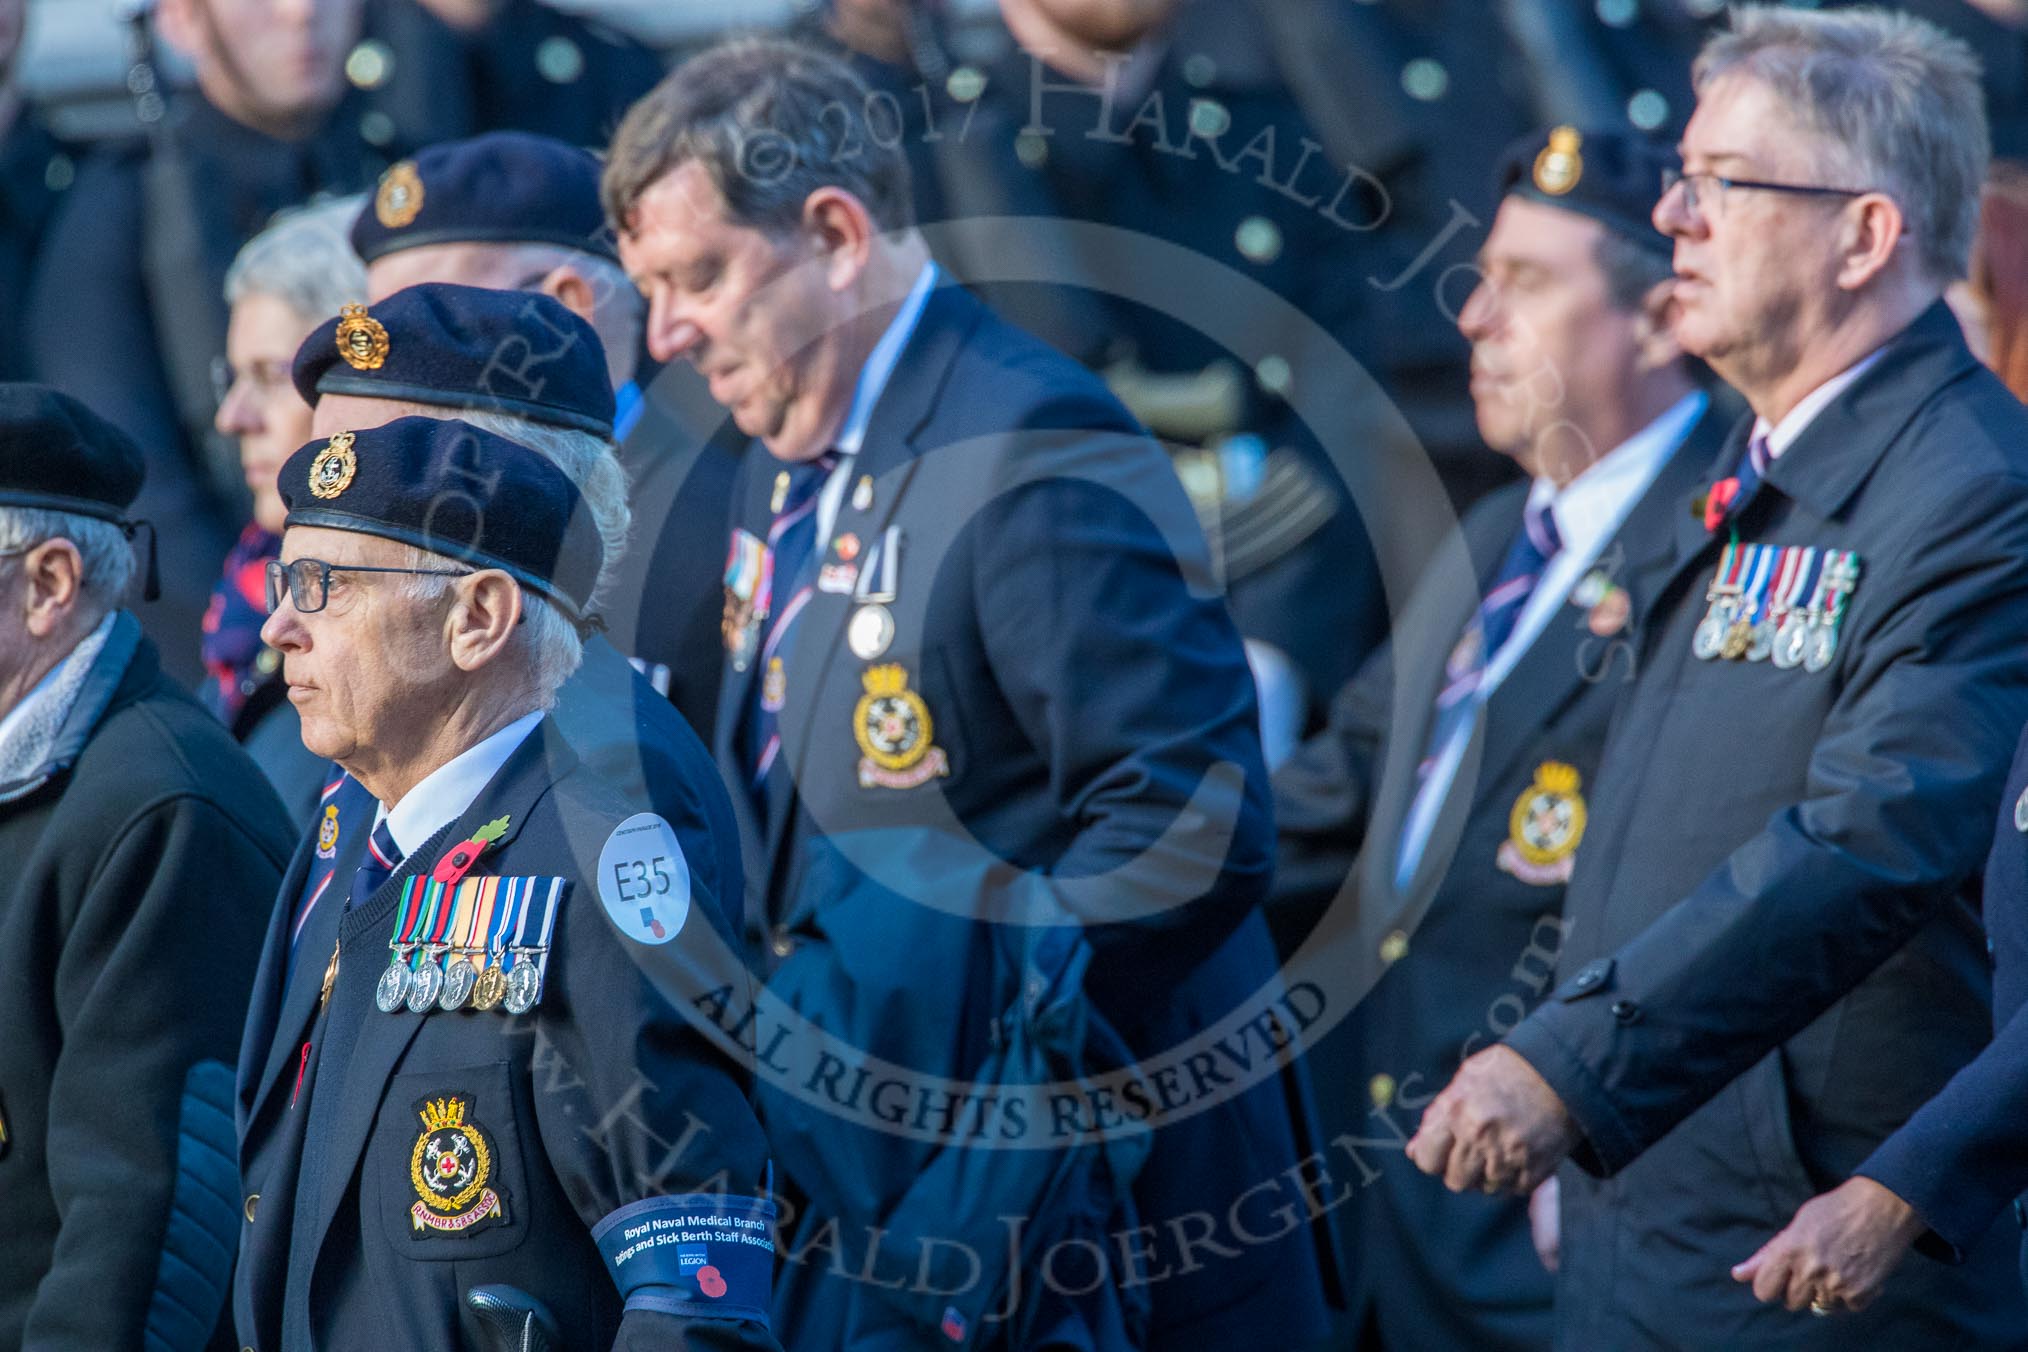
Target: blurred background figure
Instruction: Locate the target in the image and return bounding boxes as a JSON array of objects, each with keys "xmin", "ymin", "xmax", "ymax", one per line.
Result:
[
  {"xmin": 24, "ymin": 0, "xmax": 380, "ymax": 686},
  {"xmin": 812, "ymin": 0, "xmax": 1541, "ymax": 757},
  {"xmin": 0, "ymin": 0, "xmax": 76, "ymax": 384},
  {"xmin": 1948, "ymin": 158, "xmax": 2028, "ymax": 397},
  {"xmin": 207, "ymin": 194, "xmax": 365, "ymax": 821},
  {"xmin": 352, "ymin": 0, "xmax": 663, "ymax": 155}
]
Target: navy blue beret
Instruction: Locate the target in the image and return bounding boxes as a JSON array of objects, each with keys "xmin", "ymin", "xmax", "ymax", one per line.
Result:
[
  {"xmin": 292, "ymin": 283, "xmax": 616, "ymax": 436},
  {"xmin": 352, "ymin": 131, "xmax": 616, "ymax": 264},
  {"xmin": 1496, "ymin": 126, "xmax": 1674, "ymax": 255},
  {"xmin": 0, "ymin": 382, "xmax": 145, "ymax": 521},
  {"xmin": 279, "ymin": 416, "xmax": 603, "ymax": 623}
]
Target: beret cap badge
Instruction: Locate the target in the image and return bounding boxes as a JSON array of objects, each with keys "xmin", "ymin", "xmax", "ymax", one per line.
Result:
[
  {"xmin": 1533, "ymin": 126, "xmax": 1584, "ymax": 197},
  {"xmin": 375, "ymin": 160, "xmax": 425, "ymax": 228},
  {"xmin": 309, "ymin": 431, "xmax": 359, "ymax": 500},
  {"xmin": 336, "ymin": 303, "xmax": 391, "ymax": 372}
]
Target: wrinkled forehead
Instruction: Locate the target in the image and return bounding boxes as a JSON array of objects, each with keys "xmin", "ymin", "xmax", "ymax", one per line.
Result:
[
  {"xmin": 279, "ymin": 523, "xmax": 404, "ymax": 568},
  {"xmin": 310, "ymin": 393, "xmax": 446, "ymax": 437},
  {"xmin": 1681, "ymin": 72, "xmax": 1825, "ymax": 176}
]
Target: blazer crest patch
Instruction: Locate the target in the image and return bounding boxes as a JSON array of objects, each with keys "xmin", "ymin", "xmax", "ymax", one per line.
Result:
[
  {"xmin": 408, "ymin": 1093, "xmax": 508, "ymax": 1237},
  {"xmin": 1497, "ymin": 761, "xmax": 1588, "ymax": 886},
  {"xmin": 854, "ymin": 664, "xmax": 950, "ymax": 790}
]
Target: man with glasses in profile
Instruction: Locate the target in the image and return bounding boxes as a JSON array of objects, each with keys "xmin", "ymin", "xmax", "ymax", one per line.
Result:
[{"xmin": 1404, "ymin": 7, "xmax": 2028, "ymax": 1346}]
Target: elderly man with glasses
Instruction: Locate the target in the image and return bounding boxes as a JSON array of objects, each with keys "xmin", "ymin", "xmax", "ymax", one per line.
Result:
[
  {"xmin": 231, "ymin": 414, "xmax": 781, "ymax": 1352},
  {"xmin": 0, "ymin": 384, "xmax": 295, "ymax": 1351},
  {"xmin": 1405, "ymin": 7, "xmax": 2028, "ymax": 1347}
]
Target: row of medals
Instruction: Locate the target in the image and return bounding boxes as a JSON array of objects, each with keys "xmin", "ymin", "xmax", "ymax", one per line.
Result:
[
  {"xmin": 375, "ymin": 943, "xmax": 544, "ymax": 1016},
  {"xmin": 1692, "ymin": 554, "xmax": 1857, "ymax": 670}
]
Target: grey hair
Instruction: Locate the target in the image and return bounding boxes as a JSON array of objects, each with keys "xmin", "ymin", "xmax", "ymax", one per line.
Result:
[
  {"xmin": 402, "ymin": 405, "xmax": 630, "ymax": 611},
  {"xmin": 224, "ymin": 195, "xmax": 370, "ymax": 318},
  {"xmin": 492, "ymin": 242, "xmax": 645, "ymax": 380},
  {"xmin": 0, "ymin": 507, "xmax": 134, "ymax": 610},
  {"xmin": 603, "ymin": 36, "xmax": 916, "ymax": 236},
  {"xmin": 391, "ymin": 543, "xmax": 584, "ymax": 706},
  {"xmin": 1694, "ymin": 5, "xmax": 1988, "ymax": 283}
]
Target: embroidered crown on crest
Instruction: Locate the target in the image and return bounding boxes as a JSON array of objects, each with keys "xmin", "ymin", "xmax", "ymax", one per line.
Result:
[
  {"xmin": 418, "ymin": 1097, "xmax": 468, "ymax": 1132},
  {"xmin": 862, "ymin": 664, "xmax": 908, "ymax": 697},
  {"xmin": 1534, "ymin": 762, "xmax": 1581, "ymax": 796}
]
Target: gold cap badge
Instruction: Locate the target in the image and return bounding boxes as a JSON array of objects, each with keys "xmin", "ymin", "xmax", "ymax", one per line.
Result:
[
  {"xmin": 335, "ymin": 303, "xmax": 390, "ymax": 372},
  {"xmin": 308, "ymin": 431, "xmax": 358, "ymax": 500},
  {"xmin": 375, "ymin": 160, "xmax": 424, "ymax": 228},
  {"xmin": 1533, "ymin": 126, "xmax": 1584, "ymax": 197}
]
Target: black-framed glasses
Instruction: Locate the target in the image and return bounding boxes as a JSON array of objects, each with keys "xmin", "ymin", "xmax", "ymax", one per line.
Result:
[
  {"xmin": 265, "ymin": 557, "xmax": 473, "ymax": 615},
  {"xmin": 1660, "ymin": 166, "xmax": 1871, "ymax": 216}
]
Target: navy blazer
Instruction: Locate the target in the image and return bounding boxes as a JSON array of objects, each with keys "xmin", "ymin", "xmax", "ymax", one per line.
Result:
[
  {"xmin": 1502, "ymin": 304, "xmax": 2028, "ymax": 1348},
  {"xmin": 233, "ymin": 718, "xmax": 779, "ymax": 1352},
  {"xmin": 1862, "ymin": 724, "xmax": 2028, "ymax": 1276},
  {"xmin": 711, "ymin": 281, "xmax": 1332, "ymax": 1351},
  {"xmin": 1273, "ymin": 402, "xmax": 1723, "ymax": 1351}
]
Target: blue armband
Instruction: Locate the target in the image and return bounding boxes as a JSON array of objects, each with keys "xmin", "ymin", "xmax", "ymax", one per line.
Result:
[{"xmin": 591, "ymin": 1194, "xmax": 776, "ymax": 1324}]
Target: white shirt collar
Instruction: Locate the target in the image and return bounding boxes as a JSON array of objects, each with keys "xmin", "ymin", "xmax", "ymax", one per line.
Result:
[
  {"xmin": 833, "ymin": 261, "xmax": 940, "ymax": 460},
  {"xmin": 377, "ymin": 709, "xmax": 543, "ymax": 858},
  {"xmin": 1525, "ymin": 390, "xmax": 1707, "ymax": 564},
  {"xmin": 1750, "ymin": 346, "xmax": 1888, "ymax": 459},
  {"xmin": 814, "ymin": 261, "xmax": 939, "ymax": 549}
]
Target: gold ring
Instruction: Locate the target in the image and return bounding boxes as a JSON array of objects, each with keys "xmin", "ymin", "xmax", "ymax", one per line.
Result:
[{"xmin": 1809, "ymin": 1300, "xmax": 1832, "ymax": 1317}]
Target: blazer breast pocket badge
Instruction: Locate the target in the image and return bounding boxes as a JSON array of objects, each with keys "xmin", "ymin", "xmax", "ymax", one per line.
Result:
[
  {"xmin": 1692, "ymin": 542, "xmax": 1861, "ymax": 670},
  {"xmin": 1497, "ymin": 761, "xmax": 1587, "ymax": 885},
  {"xmin": 854, "ymin": 663, "xmax": 950, "ymax": 789},
  {"xmin": 407, "ymin": 1092, "xmax": 510, "ymax": 1238}
]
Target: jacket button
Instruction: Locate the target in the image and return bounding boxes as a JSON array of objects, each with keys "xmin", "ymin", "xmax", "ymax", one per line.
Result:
[
  {"xmin": 243, "ymin": 1193, "xmax": 259, "ymax": 1223},
  {"xmin": 1610, "ymin": 999, "xmax": 1642, "ymax": 1024},
  {"xmin": 769, "ymin": 927, "xmax": 794, "ymax": 959}
]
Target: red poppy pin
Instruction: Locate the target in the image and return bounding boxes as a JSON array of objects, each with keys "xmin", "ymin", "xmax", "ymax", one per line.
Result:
[
  {"xmin": 431, "ymin": 815, "xmax": 512, "ymax": 886},
  {"xmin": 1702, "ymin": 477, "xmax": 1740, "ymax": 533}
]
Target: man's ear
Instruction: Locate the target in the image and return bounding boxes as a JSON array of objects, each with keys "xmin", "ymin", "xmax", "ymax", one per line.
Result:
[
  {"xmin": 539, "ymin": 263, "xmax": 597, "ymax": 327},
  {"xmin": 1835, "ymin": 192, "xmax": 1907, "ymax": 292},
  {"xmin": 444, "ymin": 570, "xmax": 522, "ymax": 673},
  {"xmin": 18, "ymin": 538, "xmax": 85, "ymax": 640},
  {"xmin": 1631, "ymin": 275, "xmax": 1687, "ymax": 373},
  {"xmin": 802, "ymin": 187, "xmax": 875, "ymax": 292},
  {"xmin": 154, "ymin": 0, "xmax": 204, "ymax": 63}
]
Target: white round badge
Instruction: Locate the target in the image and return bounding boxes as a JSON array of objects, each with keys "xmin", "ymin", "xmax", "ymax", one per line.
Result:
[{"xmin": 597, "ymin": 813, "xmax": 691, "ymax": 945}]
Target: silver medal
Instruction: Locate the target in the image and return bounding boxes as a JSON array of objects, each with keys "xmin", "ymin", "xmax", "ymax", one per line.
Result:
[
  {"xmin": 504, "ymin": 957, "xmax": 543, "ymax": 1015},
  {"xmin": 1803, "ymin": 623, "xmax": 1838, "ymax": 674},
  {"xmin": 1772, "ymin": 615, "xmax": 1809, "ymax": 670},
  {"xmin": 406, "ymin": 950, "xmax": 445, "ymax": 1013},
  {"xmin": 438, "ymin": 956, "xmax": 477, "ymax": 1011},
  {"xmin": 1745, "ymin": 618, "xmax": 1777, "ymax": 663},
  {"xmin": 374, "ymin": 956, "xmax": 411, "ymax": 1013},
  {"xmin": 1692, "ymin": 604, "xmax": 1730, "ymax": 661},
  {"xmin": 848, "ymin": 604, "xmax": 895, "ymax": 661},
  {"xmin": 2015, "ymin": 786, "xmax": 2028, "ymax": 833}
]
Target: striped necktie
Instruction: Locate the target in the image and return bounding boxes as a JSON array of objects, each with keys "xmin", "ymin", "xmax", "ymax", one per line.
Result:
[
  {"xmin": 745, "ymin": 452, "xmax": 840, "ymax": 809},
  {"xmin": 1395, "ymin": 499, "xmax": 1564, "ymax": 890},
  {"xmin": 1420, "ymin": 498, "xmax": 1564, "ymax": 778},
  {"xmin": 349, "ymin": 819, "xmax": 404, "ymax": 912},
  {"xmin": 285, "ymin": 770, "xmax": 373, "ymax": 984}
]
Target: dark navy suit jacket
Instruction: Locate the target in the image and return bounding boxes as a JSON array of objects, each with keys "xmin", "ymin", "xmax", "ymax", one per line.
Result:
[
  {"xmin": 1501, "ymin": 304, "xmax": 2028, "ymax": 1349},
  {"xmin": 1273, "ymin": 402, "xmax": 1723, "ymax": 1351},
  {"xmin": 1862, "ymin": 723, "xmax": 2028, "ymax": 1283},
  {"xmin": 233, "ymin": 718, "xmax": 779, "ymax": 1352},
  {"xmin": 712, "ymin": 281, "xmax": 1334, "ymax": 1351}
]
